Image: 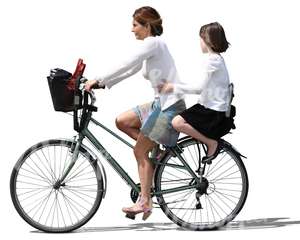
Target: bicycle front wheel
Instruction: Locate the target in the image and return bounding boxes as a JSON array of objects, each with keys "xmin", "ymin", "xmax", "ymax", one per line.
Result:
[
  {"xmin": 155, "ymin": 137, "xmax": 248, "ymax": 230},
  {"xmin": 10, "ymin": 139, "xmax": 104, "ymax": 233}
]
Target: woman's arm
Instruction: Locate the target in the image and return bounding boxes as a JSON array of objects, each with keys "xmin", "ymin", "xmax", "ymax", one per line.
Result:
[
  {"xmin": 99, "ymin": 63, "xmax": 143, "ymax": 88},
  {"xmin": 85, "ymin": 63, "xmax": 143, "ymax": 91},
  {"xmin": 96, "ymin": 38, "xmax": 157, "ymax": 88}
]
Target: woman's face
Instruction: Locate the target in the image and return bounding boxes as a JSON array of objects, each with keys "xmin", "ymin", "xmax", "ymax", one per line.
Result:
[
  {"xmin": 132, "ymin": 20, "xmax": 151, "ymax": 40},
  {"xmin": 200, "ymin": 37, "xmax": 209, "ymax": 53}
]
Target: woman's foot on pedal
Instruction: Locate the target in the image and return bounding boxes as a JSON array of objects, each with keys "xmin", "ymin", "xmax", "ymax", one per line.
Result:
[{"xmin": 122, "ymin": 196, "xmax": 153, "ymax": 221}]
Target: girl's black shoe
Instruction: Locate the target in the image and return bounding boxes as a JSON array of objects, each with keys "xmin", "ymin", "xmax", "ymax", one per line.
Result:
[{"xmin": 202, "ymin": 140, "xmax": 223, "ymax": 164}]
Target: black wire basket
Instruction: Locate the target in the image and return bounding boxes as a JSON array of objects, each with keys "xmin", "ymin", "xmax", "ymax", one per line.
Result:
[
  {"xmin": 47, "ymin": 59, "xmax": 86, "ymax": 112},
  {"xmin": 47, "ymin": 68, "xmax": 75, "ymax": 112}
]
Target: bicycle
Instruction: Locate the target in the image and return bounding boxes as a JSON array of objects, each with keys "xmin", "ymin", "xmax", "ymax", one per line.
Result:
[{"xmin": 10, "ymin": 59, "xmax": 249, "ymax": 232}]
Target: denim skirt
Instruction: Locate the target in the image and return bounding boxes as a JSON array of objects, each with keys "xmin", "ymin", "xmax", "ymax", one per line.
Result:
[{"xmin": 133, "ymin": 98, "xmax": 186, "ymax": 146}]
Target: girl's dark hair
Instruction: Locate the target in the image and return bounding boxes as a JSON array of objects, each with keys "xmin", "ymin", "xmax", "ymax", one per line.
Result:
[
  {"xmin": 199, "ymin": 22, "xmax": 229, "ymax": 53},
  {"xmin": 133, "ymin": 6, "xmax": 163, "ymax": 36}
]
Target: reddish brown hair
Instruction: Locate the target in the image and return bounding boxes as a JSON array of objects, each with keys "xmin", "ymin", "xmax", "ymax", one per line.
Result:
[
  {"xmin": 133, "ymin": 6, "xmax": 163, "ymax": 36},
  {"xmin": 200, "ymin": 22, "xmax": 229, "ymax": 53}
]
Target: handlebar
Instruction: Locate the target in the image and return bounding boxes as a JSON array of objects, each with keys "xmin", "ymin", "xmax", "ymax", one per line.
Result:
[{"xmin": 78, "ymin": 81, "xmax": 96, "ymax": 106}]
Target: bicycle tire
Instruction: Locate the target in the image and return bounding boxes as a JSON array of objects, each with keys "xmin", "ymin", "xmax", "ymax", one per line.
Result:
[
  {"xmin": 155, "ymin": 137, "xmax": 248, "ymax": 230},
  {"xmin": 10, "ymin": 139, "xmax": 104, "ymax": 233}
]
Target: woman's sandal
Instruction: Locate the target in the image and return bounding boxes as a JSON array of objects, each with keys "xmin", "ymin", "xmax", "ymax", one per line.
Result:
[{"xmin": 122, "ymin": 197, "xmax": 153, "ymax": 221}]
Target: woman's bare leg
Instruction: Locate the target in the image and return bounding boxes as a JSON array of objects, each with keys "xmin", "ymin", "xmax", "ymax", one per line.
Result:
[
  {"xmin": 115, "ymin": 109, "xmax": 141, "ymax": 140},
  {"xmin": 172, "ymin": 115, "xmax": 218, "ymax": 156},
  {"xmin": 133, "ymin": 134, "xmax": 157, "ymax": 206}
]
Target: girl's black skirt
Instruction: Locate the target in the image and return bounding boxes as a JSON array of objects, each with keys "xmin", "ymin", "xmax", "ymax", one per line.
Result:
[{"xmin": 179, "ymin": 103, "xmax": 235, "ymax": 140}]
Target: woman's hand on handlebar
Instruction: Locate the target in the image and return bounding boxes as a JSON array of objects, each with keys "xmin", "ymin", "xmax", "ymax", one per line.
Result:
[{"xmin": 84, "ymin": 79, "xmax": 105, "ymax": 92}]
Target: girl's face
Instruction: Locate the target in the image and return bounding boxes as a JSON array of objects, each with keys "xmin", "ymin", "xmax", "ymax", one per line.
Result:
[
  {"xmin": 132, "ymin": 20, "xmax": 151, "ymax": 40},
  {"xmin": 200, "ymin": 37, "xmax": 209, "ymax": 53}
]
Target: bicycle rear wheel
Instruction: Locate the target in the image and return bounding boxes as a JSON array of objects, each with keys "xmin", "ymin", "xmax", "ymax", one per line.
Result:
[
  {"xmin": 10, "ymin": 139, "xmax": 104, "ymax": 233},
  {"xmin": 155, "ymin": 137, "xmax": 248, "ymax": 230}
]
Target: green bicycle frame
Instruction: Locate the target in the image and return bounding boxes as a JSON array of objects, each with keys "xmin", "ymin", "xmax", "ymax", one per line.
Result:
[{"xmin": 58, "ymin": 108, "xmax": 202, "ymax": 197}]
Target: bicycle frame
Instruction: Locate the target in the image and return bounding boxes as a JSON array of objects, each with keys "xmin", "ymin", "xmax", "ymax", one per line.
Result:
[
  {"xmin": 10, "ymin": 61, "xmax": 249, "ymax": 233},
  {"xmin": 57, "ymin": 107, "xmax": 202, "ymax": 198}
]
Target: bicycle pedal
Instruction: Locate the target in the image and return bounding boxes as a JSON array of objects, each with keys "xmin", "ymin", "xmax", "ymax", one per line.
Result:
[{"xmin": 125, "ymin": 213, "xmax": 136, "ymax": 220}]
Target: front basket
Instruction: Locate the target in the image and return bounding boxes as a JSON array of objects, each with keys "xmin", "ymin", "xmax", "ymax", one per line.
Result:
[{"xmin": 47, "ymin": 68, "xmax": 75, "ymax": 112}]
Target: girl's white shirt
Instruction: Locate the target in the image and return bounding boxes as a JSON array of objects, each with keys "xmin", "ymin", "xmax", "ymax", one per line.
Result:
[{"xmin": 174, "ymin": 53, "xmax": 230, "ymax": 112}]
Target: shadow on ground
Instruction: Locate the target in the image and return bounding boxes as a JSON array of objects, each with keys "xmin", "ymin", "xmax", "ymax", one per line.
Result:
[{"xmin": 32, "ymin": 217, "xmax": 300, "ymax": 233}]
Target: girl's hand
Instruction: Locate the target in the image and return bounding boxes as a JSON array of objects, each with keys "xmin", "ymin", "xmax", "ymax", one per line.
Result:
[{"xmin": 157, "ymin": 82, "xmax": 174, "ymax": 94}]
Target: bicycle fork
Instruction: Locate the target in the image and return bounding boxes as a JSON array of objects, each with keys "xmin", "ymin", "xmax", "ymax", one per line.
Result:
[{"xmin": 53, "ymin": 134, "xmax": 84, "ymax": 189}]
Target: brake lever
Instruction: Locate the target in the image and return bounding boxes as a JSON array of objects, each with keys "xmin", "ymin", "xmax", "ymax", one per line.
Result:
[
  {"xmin": 80, "ymin": 77, "xmax": 88, "ymax": 83},
  {"xmin": 79, "ymin": 83, "xmax": 85, "ymax": 91}
]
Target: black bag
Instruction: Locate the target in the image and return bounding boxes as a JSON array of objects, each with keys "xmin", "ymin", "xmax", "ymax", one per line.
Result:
[
  {"xmin": 213, "ymin": 105, "xmax": 235, "ymax": 138},
  {"xmin": 217, "ymin": 83, "xmax": 237, "ymax": 138},
  {"xmin": 226, "ymin": 83, "xmax": 236, "ymax": 130},
  {"xmin": 47, "ymin": 68, "xmax": 74, "ymax": 112}
]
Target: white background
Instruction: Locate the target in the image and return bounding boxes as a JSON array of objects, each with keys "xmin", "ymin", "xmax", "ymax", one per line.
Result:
[{"xmin": 1, "ymin": 0, "xmax": 300, "ymax": 239}]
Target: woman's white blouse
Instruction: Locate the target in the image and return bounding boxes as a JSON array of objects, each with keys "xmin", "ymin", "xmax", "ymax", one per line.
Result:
[
  {"xmin": 174, "ymin": 53, "xmax": 230, "ymax": 112},
  {"xmin": 95, "ymin": 36, "xmax": 184, "ymax": 110}
]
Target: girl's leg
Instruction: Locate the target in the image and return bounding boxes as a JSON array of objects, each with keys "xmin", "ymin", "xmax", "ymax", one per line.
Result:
[
  {"xmin": 115, "ymin": 109, "xmax": 141, "ymax": 140},
  {"xmin": 172, "ymin": 115, "xmax": 218, "ymax": 156}
]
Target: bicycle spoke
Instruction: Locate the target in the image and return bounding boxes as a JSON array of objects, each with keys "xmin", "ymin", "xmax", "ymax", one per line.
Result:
[
  {"xmin": 57, "ymin": 192, "xmax": 67, "ymax": 228},
  {"xmin": 210, "ymin": 167, "xmax": 240, "ymax": 183},
  {"xmin": 17, "ymin": 186, "xmax": 50, "ymax": 202},
  {"xmin": 41, "ymin": 148, "xmax": 57, "ymax": 183},
  {"xmin": 17, "ymin": 172, "xmax": 50, "ymax": 185},
  {"xmin": 173, "ymin": 190, "xmax": 194, "ymax": 216},
  {"xmin": 185, "ymin": 147, "xmax": 197, "ymax": 170},
  {"xmin": 59, "ymin": 146, "xmax": 72, "ymax": 180},
  {"xmin": 211, "ymin": 170, "xmax": 241, "ymax": 183},
  {"xmin": 61, "ymin": 191, "xmax": 89, "ymax": 216},
  {"xmin": 210, "ymin": 189, "xmax": 235, "ymax": 213},
  {"xmin": 184, "ymin": 198, "xmax": 197, "ymax": 222},
  {"xmin": 213, "ymin": 188, "xmax": 240, "ymax": 202},
  {"xmin": 59, "ymin": 189, "xmax": 79, "ymax": 225},
  {"xmin": 161, "ymin": 168, "xmax": 191, "ymax": 180},
  {"xmin": 24, "ymin": 160, "xmax": 52, "ymax": 185},
  {"xmin": 63, "ymin": 186, "xmax": 97, "ymax": 201},
  {"xmin": 62, "ymin": 187, "xmax": 96, "ymax": 206},
  {"xmin": 205, "ymin": 154, "xmax": 229, "ymax": 178},
  {"xmin": 206, "ymin": 194, "xmax": 226, "ymax": 220},
  {"xmin": 64, "ymin": 158, "xmax": 91, "ymax": 183},
  {"xmin": 31, "ymin": 189, "xmax": 55, "ymax": 219},
  {"xmin": 53, "ymin": 147, "xmax": 57, "ymax": 182}
]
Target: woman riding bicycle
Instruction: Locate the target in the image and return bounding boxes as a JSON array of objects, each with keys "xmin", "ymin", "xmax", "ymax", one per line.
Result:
[{"xmin": 85, "ymin": 6, "xmax": 186, "ymax": 220}]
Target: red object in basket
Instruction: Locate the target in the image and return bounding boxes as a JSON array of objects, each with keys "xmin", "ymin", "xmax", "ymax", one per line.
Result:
[{"xmin": 67, "ymin": 59, "xmax": 86, "ymax": 90}]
